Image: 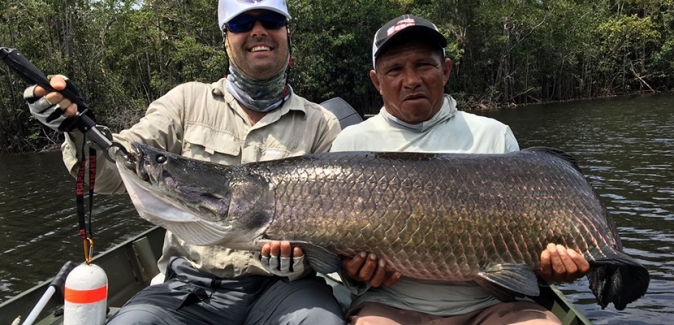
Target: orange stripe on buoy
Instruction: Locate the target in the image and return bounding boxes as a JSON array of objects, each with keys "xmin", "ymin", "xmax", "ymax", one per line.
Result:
[{"xmin": 64, "ymin": 285, "xmax": 107, "ymax": 304}]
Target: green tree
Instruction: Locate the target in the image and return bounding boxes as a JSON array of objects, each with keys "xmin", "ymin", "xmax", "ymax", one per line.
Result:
[{"xmin": 0, "ymin": 0, "xmax": 672, "ymax": 153}]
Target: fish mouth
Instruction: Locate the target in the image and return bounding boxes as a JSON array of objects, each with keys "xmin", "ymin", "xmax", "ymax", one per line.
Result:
[
  {"xmin": 114, "ymin": 142, "xmax": 273, "ymax": 249},
  {"xmin": 115, "ymin": 143, "xmax": 229, "ymax": 221},
  {"xmin": 135, "ymin": 144, "xmax": 162, "ymax": 184},
  {"xmin": 115, "ymin": 144, "xmax": 162, "ymax": 193},
  {"xmin": 115, "ymin": 144, "xmax": 161, "ymax": 185},
  {"xmin": 115, "ymin": 147, "xmax": 140, "ymax": 176},
  {"xmin": 113, "ymin": 143, "xmax": 245, "ymax": 246}
]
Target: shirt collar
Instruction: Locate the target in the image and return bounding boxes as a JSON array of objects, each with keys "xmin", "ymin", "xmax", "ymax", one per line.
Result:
[{"xmin": 380, "ymin": 95, "xmax": 457, "ymax": 133}]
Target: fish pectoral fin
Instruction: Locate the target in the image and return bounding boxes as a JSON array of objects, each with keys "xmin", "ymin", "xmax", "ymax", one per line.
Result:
[
  {"xmin": 288, "ymin": 241, "xmax": 341, "ymax": 275},
  {"xmin": 474, "ymin": 264, "xmax": 540, "ymax": 302}
]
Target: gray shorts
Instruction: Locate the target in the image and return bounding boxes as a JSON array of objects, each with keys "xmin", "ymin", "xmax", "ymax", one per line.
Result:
[{"xmin": 107, "ymin": 257, "xmax": 345, "ymax": 325}]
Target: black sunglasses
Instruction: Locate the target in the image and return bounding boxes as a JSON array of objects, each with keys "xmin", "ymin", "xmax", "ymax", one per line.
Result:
[{"xmin": 226, "ymin": 12, "xmax": 287, "ymax": 33}]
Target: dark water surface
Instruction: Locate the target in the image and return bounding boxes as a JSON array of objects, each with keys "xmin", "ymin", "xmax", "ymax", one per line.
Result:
[
  {"xmin": 0, "ymin": 152, "xmax": 152, "ymax": 301},
  {"xmin": 0, "ymin": 93, "xmax": 672, "ymax": 324},
  {"xmin": 478, "ymin": 94, "xmax": 674, "ymax": 324}
]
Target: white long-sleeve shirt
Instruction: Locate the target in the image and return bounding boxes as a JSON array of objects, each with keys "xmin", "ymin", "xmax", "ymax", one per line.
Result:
[{"xmin": 330, "ymin": 95, "xmax": 520, "ymax": 316}]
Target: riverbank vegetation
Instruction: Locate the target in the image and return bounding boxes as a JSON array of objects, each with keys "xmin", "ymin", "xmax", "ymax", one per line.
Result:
[{"xmin": 1, "ymin": 0, "xmax": 673, "ymax": 153}]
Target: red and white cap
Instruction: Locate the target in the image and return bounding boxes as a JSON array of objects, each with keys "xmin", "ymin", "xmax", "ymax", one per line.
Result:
[{"xmin": 218, "ymin": 0, "xmax": 291, "ymax": 31}]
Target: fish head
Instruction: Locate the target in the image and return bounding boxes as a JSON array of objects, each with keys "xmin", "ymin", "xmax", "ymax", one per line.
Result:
[{"xmin": 114, "ymin": 142, "xmax": 275, "ymax": 249}]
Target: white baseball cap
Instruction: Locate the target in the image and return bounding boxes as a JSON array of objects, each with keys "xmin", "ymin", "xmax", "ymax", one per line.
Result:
[{"xmin": 218, "ymin": 0, "xmax": 291, "ymax": 31}]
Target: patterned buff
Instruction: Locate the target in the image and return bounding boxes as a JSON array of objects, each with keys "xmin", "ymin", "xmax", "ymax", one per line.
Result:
[
  {"xmin": 225, "ymin": 54, "xmax": 291, "ymax": 113},
  {"xmin": 380, "ymin": 95, "xmax": 457, "ymax": 132}
]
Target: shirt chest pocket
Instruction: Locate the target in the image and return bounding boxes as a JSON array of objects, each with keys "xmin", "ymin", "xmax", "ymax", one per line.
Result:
[
  {"xmin": 257, "ymin": 134, "xmax": 309, "ymax": 162},
  {"xmin": 182, "ymin": 125, "xmax": 241, "ymax": 165}
]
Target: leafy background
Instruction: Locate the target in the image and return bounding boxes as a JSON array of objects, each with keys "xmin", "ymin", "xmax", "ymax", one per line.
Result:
[{"xmin": 1, "ymin": 0, "xmax": 672, "ymax": 153}]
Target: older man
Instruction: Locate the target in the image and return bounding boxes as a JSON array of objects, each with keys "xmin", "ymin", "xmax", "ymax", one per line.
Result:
[
  {"xmin": 331, "ymin": 15, "xmax": 590, "ymax": 325},
  {"xmin": 26, "ymin": 1, "xmax": 344, "ymax": 324}
]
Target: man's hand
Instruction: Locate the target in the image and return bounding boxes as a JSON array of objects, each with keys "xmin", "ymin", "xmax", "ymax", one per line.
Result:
[
  {"xmin": 260, "ymin": 241, "xmax": 307, "ymax": 281},
  {"xmin": 538, "ymin": 244, "xmax": 590, "ymax": 283},
  {"xmin": 25, "ymin": 75, "xmax": 78, "ymax": 130},
  {"xmin": 342, "ymin": 252, "xmax": 401, "ymax": 288}
]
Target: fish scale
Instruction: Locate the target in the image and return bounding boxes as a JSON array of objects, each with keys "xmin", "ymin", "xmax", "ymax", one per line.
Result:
[
  {"xmin": 266, "ymin": 153, "xmax": 579, "ymax": 275},
  {"xmin": 116, "ymin": 143, "xmax": 650, "ymax": 310}
]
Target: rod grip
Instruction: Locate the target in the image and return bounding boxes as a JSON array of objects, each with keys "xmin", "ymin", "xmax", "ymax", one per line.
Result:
[{"xmin": 50, "ymin": 261, "xmax": 78, "ymax": 294}]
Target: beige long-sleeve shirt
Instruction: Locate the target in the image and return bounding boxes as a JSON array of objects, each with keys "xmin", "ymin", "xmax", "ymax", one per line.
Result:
[{"xmin": 62, "ymin": 78, "xmax": 341, "ymax": 278}]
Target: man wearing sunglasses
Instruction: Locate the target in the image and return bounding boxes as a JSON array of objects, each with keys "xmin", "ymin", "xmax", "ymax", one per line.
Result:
[{"xmin": 24, "ymin": 0, "xmax": 345, "ymax": 324}]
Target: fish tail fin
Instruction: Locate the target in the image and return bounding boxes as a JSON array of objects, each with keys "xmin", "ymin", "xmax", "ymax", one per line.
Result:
[
  {"xmin": 587, "ymin": 248, "xmax": 650, "ymax": 310},
  {"xmin": 522, "ymin": 147, "xmax": 582, "ymax": 173}
]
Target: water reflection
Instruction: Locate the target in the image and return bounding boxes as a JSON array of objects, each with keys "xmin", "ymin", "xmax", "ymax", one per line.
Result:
[
  {"xmin": 481, "ymin": 93, "xmax": 674, "ymax": 324},
  {"xmin": 0, "ymin": 152, "xmax": 152, "ymax": 301}
]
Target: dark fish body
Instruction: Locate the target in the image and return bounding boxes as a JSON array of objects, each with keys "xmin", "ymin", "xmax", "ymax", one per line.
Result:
[{"xmin": 116, "ymin": 144, "xmax": 649, "ymax": 310}]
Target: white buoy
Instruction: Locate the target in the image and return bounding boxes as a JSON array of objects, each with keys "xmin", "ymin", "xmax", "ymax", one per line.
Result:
[{"xmin": 64, "ymin": 263, "xmax": 108, "ymax": 325}]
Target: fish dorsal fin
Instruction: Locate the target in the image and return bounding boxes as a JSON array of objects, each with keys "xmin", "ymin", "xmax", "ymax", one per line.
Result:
[
  {"xmin": 523, "ymin": 147, "xmax": 582, "ymax": 173},
  {"xmin": 474, "ymin": 263, "xmax": 540, "ymax": 302}
]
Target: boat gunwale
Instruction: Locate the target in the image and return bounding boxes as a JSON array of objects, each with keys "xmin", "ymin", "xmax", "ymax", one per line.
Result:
[{"xmin": 0, "ymin": 226, "xmax": 592, "ymax": 325}]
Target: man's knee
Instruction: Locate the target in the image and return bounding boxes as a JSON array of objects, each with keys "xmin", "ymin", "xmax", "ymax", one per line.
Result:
[
  {"xmin": 106, "ymin": 304, "xmax": 177, "ymax": 325},
  {"xmin": 279, "ymin": 307, "xmax": 345, "ymax": 325},
  {"xmin": 278, "ymin": 282, "xmax": 345, "ymax": 325},
  {"xmin": 485, "ymin": 301, "xmax": 562, "ymax": 325},
  {"xmin": 250, "ymin": 276, "xmax": 345, "ymax": 325}
]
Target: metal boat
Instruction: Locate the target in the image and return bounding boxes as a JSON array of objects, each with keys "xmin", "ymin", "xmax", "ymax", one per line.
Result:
[{"xmin": 0, "ymin": 226, "xmax": 592, "ymax": 325}]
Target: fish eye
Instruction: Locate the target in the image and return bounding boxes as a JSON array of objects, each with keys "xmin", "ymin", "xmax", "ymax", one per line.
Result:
[{"xmin": 156, "ymin": 154, "xmax": 167, "ymax": 164}]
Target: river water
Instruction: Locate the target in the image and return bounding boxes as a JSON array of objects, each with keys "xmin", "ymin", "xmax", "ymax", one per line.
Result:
[{"xmin": 0, "ymin": 94, "xmax": 672, "ymax": 324}]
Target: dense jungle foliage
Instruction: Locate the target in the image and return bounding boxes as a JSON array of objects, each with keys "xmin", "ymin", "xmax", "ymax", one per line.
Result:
[{"xmin": 0, "ymin": 0, "xmax": 673, "ymax": 153}]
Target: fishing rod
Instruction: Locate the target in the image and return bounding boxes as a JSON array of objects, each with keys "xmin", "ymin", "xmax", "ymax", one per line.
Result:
[
  {"xmin": 0, "ymin": 47, "xmax": 127, "ymax": 158},
  {"xmin": 1, "ymin": 47, "xmax": 114, "ymax": 325},
  {"xmin": 19, "ymin": 261, "xmax": 77, "ymax": 325}
]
